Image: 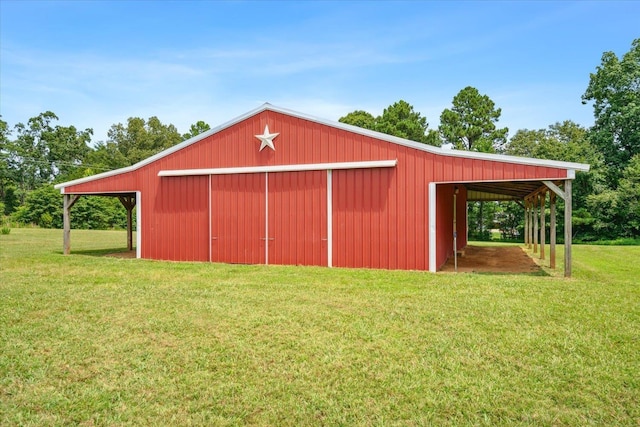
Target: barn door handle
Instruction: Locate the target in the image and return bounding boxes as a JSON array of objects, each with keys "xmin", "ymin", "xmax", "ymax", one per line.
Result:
[
  {"xmin": 260, "ymin": 238, "xmax": 275, "ymax": 241},
  {"xmin": 211, "ymin": 237, "xmax": 218, "ymax": 240}
]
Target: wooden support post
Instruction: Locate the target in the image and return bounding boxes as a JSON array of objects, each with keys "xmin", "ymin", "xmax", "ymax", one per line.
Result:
[
  {"xmin": 527, "ymin": 199, "xmax": 533, "ymax": 249},
  {"xmin": 118, "ymin": 195, "xmax": 136, "ymax": 251},
  {"xmin": 540, "ymin": 191, "xmax": 546, "ymax": 261},
  {"xmin": 524, "ymin": 199, "xmax": 529, "ymax": 246},
  {"xmin": 533, "ymin": 195, "xmax": 539, "ymax": 253},
  {"xmin": 126, "ymin": 201, "xmax": 133, "ymax": 251},
  {"xmin": 564, "ymin": 180, "xmax": 572, "ymax": 278},
  {"xmin": 550, "ymin": 192, "xmax": 556, "ymax": 269},
  {"xmin": 63, "ymin": 194, "xmax": 80, "ymax": 255},
  {"xmin": 63, "ymin": 195, "xmax": 71, "ymax": 255}
]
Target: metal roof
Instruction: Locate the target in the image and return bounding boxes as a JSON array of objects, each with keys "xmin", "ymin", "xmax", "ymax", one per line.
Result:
[{"xmin": 465, "ymin": 180, "xmax": 554, "ymax": 201}]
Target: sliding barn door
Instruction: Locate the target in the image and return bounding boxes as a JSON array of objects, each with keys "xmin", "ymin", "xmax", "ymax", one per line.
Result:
[
  {"xmin": 210, "ymin": 171, "xmax": 327, "ymax": 266},
  {"xmin": 210, "ymin": 174, "xmax": 266, "ymax": 264},
  {"xmin": 268, "ymin": 171, "xmax": 327, "ymax": 266}
]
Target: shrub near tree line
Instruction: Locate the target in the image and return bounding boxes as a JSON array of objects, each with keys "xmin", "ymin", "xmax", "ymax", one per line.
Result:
[{"xmin": 11, "ymin": 184, "xmax": 131, "ymax": 230}]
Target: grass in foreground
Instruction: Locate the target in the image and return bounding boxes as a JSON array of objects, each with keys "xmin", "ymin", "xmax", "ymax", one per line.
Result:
[{"xmin": 1, "ymin": 229, "xmax": 639, "ymax": 425}]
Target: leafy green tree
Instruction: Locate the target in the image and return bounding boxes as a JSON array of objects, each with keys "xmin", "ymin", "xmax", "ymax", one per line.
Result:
[
  {"xmin": 0, "ymin": 117, "xmax": 9, "ymax": 145},
  {"xmin": 12, "ymin": 185, "xmax": 130, "ymax": 230},
  {"xmin": 6, "ymin": 112, "xmax": 91, "ymax": 195},
  {"xmin": 182, "ymin": 120, "xmax": 211, "ymax": 140},
  {"xmin": 106, "ymin": 116, "xmax": 182, "ymax": 166},
  {"xmin": 71, "ymin": 196, "xmax": 128, "ymax": 230},
  {"xmin": 8, "ymin": 112, "xmax": 58, "ymax": 193},
  {"xmin": 84, "ymin": 141, "xmax": 130, "ymax": 172},
  {"xmin": 504, "ymin": 129, "xmax": 548, "ymax": 158},
  {"xmin": 0, "ymin": 117, "xmax": 12, "ymax": 202},
  {"xmin": 496, "ymin": 202, "xmax": 524, "ymax": 241},
  {"xmin": 339, "ymin": 101, "xmax": 440, "ymax": 146},
  {"xmin": 12, "ymin": 184, "xmax": 62, "ymax": 228},
  {"xmin": 439, "ymin": 86, "xmax": 508, "ymax": 153},
  {"xmin": 3, "ymin": 185, "xmax": 19, "ymax": 216},
  {"xmin": 339, "ymin": 110, "xmax": 376, "ymax": 131},
  {"xmin": 586, "ymin": 189, "xmax": 622, "ymax": 239},
  {"xmin": 617, "ymin": 154, "xmax": 640, "ymax": 236},
  {"xmin": 376, "ymin": 100, "xmax": 438, "ymax": 145},
  {"xmin": 582, "ymin": 38, "xmax": 640, "ymax": 185},
  {"xmin": 49, "ymin": 125, "xmax": 92, "ymax": 181},
  {"xmin": 467, "ymin": 200, "xmax": 499, "ymax": 240}
]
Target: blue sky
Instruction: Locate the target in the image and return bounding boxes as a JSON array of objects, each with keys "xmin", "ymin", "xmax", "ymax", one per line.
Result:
[{"xmin": 1, "ymin": 1, "xmax": 638, "ymax": 144}]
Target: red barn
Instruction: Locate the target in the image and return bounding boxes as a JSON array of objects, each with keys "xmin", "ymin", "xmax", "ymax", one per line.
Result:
[{"xmin": 55, "ymin": 104, "xmax": 589, "ymax": 275}]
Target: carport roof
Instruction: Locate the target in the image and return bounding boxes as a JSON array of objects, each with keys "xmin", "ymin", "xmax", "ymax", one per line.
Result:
[{"xmin": 465, "ymin": 180, "xmax": 559, "ymax": 201}]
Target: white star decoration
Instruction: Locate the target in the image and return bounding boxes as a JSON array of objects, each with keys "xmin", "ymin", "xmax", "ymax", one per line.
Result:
[{"xmin": 255, "ymin": 124, "xmax": 279, "ymax": 151}]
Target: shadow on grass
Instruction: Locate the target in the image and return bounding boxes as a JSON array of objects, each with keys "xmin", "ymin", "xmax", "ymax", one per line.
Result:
[
  {"xmin": 57, "ymin": 248, "xmax": 135, "ymax": 258},
  {"xmin": 461, "ymin": 269, "xmax": 551, "ymax": 277}
]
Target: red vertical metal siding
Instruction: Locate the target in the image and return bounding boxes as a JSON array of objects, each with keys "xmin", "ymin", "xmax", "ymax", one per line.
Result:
[
  {"xmin": 332, "ymin": 164, "xmax": 428, "ymax": 271},
  {"xmin": 269, "ymin": 171, "xmax": 327, "ymax": 266},
  {"xmin": 210, "ymin": 173, "xmax": 265, "ymax": 264},
  {"xmin": 63, "ymin": 170, "xmax": 138, "ymax": 193},
  {"xmin": 333, "ymin": 168, "xmax": 390, "ymax": 268},
  {"xmin": 436, "ymin": 184, "xmax": 454, "ymax": 269},
  {"xmin": 145, "ymin": 175, "xmax": 208, "ymax": 261}
]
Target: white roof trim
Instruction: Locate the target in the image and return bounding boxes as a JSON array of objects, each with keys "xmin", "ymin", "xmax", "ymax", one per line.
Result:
[
  {"xmin": 158, "ymin": 160, "xmax": 398, "ymax": 177},
  {"xmin": 263, "ymin": 104, "xmax": 590, "ymax": 171},
  {"xmin": 55, "ymin": 102, "xmax": 590, "ymax": 190}
]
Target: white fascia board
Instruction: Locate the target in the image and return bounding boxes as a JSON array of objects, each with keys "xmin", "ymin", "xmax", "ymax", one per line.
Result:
[
  {"xmin": 436, "ymin": 177, "xmax": 569, "ymax": 185},
  {"xmin": 433, "ymin": 148, "xmax": 589, "ymax": 171},
  {"xmin": 158, "ymin": 159, "xmax": 398, "ymax": 177},
  {"xmin": 56, "ymin": 188, "xmax": 138, "ymax": 196}
]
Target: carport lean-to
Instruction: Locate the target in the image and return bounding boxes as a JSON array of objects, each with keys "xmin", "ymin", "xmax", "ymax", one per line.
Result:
[
  {"xmin": 465, "ymin": 177, "xmax": 575, "ymax": 276},
  {"xmin": 62, "ymin": 192, "xmax": 137, "ymax": 257}
]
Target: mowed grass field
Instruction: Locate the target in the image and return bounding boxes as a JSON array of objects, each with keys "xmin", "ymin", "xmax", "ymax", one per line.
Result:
[{"xmin": 1, "ymin": 229, "xmax": 638, "ymax": 426}]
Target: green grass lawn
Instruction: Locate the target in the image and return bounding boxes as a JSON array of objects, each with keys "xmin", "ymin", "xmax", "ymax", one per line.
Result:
[{"xmin": 1, "ymin": 229, "xmax": 638, "ymax": 426}]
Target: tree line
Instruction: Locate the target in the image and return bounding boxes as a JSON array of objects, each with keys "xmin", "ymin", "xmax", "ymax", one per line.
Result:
[{"xmin": 1, "ymin": 39, "xmax": 638, "ymax": 241}]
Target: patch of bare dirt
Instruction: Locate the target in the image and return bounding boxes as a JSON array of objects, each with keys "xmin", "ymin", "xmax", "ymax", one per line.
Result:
[
  {"xmin": 440, "ymin": 245, "xmax": 540, "ymax": 273},
  {"xmin": 104, "ymin": 250, "xmax": 136, "ymax": 259}
]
